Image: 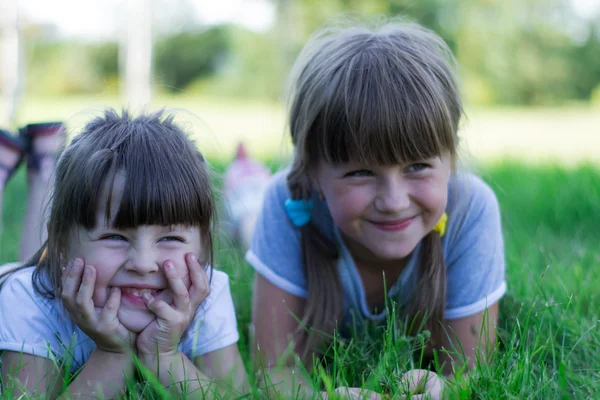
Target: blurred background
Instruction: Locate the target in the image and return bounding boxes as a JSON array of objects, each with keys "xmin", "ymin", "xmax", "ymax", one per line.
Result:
[{"xmin": 1, "ymin": 0, "xmax": 599, "ymax": 163}]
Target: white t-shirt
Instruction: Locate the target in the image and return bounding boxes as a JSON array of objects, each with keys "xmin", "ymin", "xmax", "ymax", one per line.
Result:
[{"xmin": 0, "ymin": 267, "xmax": 239, "ymax": 374}]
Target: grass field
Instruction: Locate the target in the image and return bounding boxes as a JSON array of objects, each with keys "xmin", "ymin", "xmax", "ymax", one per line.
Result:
[{"xmin": 1, "ymin": 99, "xmax": 599, "ymax": 398}]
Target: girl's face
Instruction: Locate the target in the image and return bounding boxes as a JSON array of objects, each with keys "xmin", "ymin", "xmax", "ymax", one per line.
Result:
[
  {"xmin": 313, "ymin": 154, "xmax": 452, "ymax": 267},
  {"xmin": 65, "ymin": 175, "xmax": 204, "ymax": 333}
]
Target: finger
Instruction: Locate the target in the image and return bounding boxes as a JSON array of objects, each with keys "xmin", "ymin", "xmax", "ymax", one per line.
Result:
[
  {"xmin": 424, "ymin": 376, "xmax": 443, "ymax": 400},
  {"xmin": 61, "ymin": 259, "xmax": 84, "ymax": 303},
  {"xmin": 61, "ymin": 259, "xmax": 74, "ymax": 280},
  {"xmin": 143, "ymin": 293, "xmax": 178, "ymax": 321},
  {"xmin": 75, "ymin": 264, "xmax": 97, "ymax": 320},
  {"xmin": 400, "ymin": 370, "xmax": 442, "ymax": 398},
  {"xmin": 186, "ymin": 253, "xmax": 210, "ymax": 305},
  {"xmin": 334, "ymin": 388, "xmax": 381, "ymax": 400},
  {"xmin": 164, "ymin": 260, "xmax": 191, "ymax": 311},
  {"xmin": 99, "ymin": 287, "xmax": 121, "ymax": 322},
  {"xmin": 60, "ymin": 260, "xmax": 74, "ymax": 292}
]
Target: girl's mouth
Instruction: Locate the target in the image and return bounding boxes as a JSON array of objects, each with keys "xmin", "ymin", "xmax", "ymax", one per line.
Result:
[
  {"xmin": 120, "ymin": 288, "xmax": 164, "ymax": 306},
  {"xmin": 371, "ymin": 216, "xmax": 415, "ymax": 232}
]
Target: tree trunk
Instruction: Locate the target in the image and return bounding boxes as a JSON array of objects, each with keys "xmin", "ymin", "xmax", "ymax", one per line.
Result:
[
  {"xmin": 122, "ymin": 0, "xmax": 153, "ymax": 108},
  {"xmin": 0, "ymin": 0, "xmax": 24, "ymax": 127}
]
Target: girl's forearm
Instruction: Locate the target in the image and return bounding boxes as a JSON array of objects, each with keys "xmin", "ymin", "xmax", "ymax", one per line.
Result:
[
  {"xmin": 139, "ymin": 351, "xmax": 224, "ymax": 397},
  {"xmin": 57, "ymin": 349, "xmax": 133, "ymax": 399},
  {"xmin": 259, "ymin": 366, "xmax": 323, "ymax": 399}
]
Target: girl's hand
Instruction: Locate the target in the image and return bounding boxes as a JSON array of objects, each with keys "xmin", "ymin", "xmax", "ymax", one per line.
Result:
[
  {"xmin": 61, "ymin": 258, "xmax": 135, "ymax": 353},
  {"xmin": 327, "ymin": 387, "xmax": 384, "ymax": 399},
  {"xmin": 136, "ymin": 253, "xmax": 210, "ymax": 359},
  {"xmin": 399, "ymin": 369, "xmax": 444, "ymax": 399}
]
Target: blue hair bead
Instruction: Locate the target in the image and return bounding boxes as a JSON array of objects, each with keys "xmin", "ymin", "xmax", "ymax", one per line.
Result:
[{"xmin": 284, "ymin": 199, "xmax": 314, "ymax": 227}]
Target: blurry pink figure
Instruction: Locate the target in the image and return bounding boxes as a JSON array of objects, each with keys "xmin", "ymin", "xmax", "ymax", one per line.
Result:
[{"xmin": 223, "ymin": 143, "xmax": 272, "ymax": 249}]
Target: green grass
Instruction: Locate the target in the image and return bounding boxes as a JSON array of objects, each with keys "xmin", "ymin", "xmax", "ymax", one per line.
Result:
[{"xmin": 1, "ymin": 161, "xmax": 599, "ymax": 398}]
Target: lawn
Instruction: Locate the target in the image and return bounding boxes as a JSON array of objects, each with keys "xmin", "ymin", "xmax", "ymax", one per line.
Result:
[{"xmin": 1, "ymin": 98, "xmax": 599, "ymax": 398}]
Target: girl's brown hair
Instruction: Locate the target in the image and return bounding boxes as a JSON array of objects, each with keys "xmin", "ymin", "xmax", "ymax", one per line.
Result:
[
  {"xmin": 286, "ymin": 18, "xmax": 463, "ymax": 359},
  {"xmin": 29, "ymin": 109, "xmax": 216, "ymax": 299}
]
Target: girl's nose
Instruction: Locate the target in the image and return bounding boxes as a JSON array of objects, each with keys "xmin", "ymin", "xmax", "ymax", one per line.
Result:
[
  {"xmin": 125, "ymin": 248, "xmax": 160, "ymax": 274},
  {"xmin": 374, "ymin": 177, "xmax": 410, "ymax": 213}
]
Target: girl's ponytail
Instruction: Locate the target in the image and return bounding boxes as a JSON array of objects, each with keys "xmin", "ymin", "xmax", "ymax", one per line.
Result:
[
  {"xmin": 406, "ymin": 231, "xmax": 446, "ymax": 349},
  {"xmin": 287, "ymin": 168, "xmax": 343, "ymax": 361}
]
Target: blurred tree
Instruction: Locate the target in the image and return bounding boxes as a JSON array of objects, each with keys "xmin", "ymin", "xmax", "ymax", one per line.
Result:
[
  {"xmin": 90, "ymin": 42, "xmax": 119, "ymax": 85},
  {"xmin": 268, "ymin": 0, "xmax": 600, "ymax": 106},
  {"xmin": 153, "ymin": 26, "xmax": 230, "ymax": 92}
]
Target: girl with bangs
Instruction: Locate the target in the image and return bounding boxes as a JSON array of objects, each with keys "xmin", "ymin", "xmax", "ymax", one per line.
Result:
[
  {"xmin": 248, "ymin": 19, "xmax": 506, "ymax": 399},
  {"xmin": 0, "ymin": 110, "xmax": 247, "ymax": 398}
]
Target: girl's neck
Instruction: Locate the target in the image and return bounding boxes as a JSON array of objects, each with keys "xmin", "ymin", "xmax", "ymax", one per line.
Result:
[
  {"xmin": 341, "ymin": 232, "xmax": 410, "ymax": 313},
  {"xmin": 340, "ymin": 231, "xmax": 408, "ymax": 273}
]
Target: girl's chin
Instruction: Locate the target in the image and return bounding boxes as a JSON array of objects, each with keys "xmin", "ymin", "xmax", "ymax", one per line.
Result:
[{"xmin": 117, "ymin": 307, "xmax": 155, "ymax": 333}]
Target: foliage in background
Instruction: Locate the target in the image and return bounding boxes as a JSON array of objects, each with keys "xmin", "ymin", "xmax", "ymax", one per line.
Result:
[
  {"xmin": 18, "ymin": 0, "xmax": 600, "ymax": 106},
  {"xmin": 25, "ymin": 39, "xmax": 119, "ymax": 95},
  {"xmin": 153, "ymin": 26, "xmax": 231, "ymax": 93}
]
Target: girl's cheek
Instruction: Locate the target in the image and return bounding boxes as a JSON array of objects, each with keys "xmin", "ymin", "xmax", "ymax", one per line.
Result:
[{"xmin": 92, "ymin": 289, "xmax": 109, "ymax": 307}]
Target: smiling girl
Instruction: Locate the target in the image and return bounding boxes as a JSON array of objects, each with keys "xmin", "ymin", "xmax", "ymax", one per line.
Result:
[
  {"xmin": 0, "ymin": 109, "xmax": 247, "ymax": 398},
  {"xmin": 248, "ymin": 19, "xmax": 506, "ymax": 399}
]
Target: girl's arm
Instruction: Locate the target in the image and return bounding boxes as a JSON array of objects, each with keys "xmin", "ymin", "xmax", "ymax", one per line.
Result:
[
  {"xmin": 1, "ymin": 352, "xmax": 63, "ymax": 399},
  {"xmin": 1, "ymin": 350, "xmax": 132, "ymax": 399},
  {"xmin": 439, "ymin": 303, "xmax": 499, "ymax": 376},
  {"xmin": 252, "ymin": 273, "xmax": 318, "ymax": 398},
  {"xmin": 194, "ymin": 343, "xmax": 248, "ymax": 392},
  {"xmin": 139, "ymin": 343, "xmax": 247, "ymax": 396}
]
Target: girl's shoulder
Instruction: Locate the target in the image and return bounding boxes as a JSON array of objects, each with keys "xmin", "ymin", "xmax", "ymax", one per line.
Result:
[
  {"xmin": 0, "ymin": 266, "xmax": 90, "ymax": 371},
  {"xmin": 0, "ymin": 265, "xmax": 41, "ymax": 300},
  {"xmin": 265, "ymin": 168, "xmax": 292, "ymax": 202},
  {"xmin": 443, "ymin": 171, "xmax": 503, "ymax": 255},
  {"xmin": 0, "ymin": 265, "xmax": 63, "ymax": 321},
  {"xmin": 447, "ymin": 172, "xmax": 500, "ymax": 225},
  {"xmin": 202, "ymin": 268, "xmax": 233, "ymax": 308}
]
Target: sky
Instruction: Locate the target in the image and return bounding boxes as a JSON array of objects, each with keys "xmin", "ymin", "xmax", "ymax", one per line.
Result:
[
  {"xmin": 18, "ymin": 0, "xmax": 276, "ymax": 39},
  {"xmin": 17, "ymin": 0, "xmax": 600, "ymax": 40}
]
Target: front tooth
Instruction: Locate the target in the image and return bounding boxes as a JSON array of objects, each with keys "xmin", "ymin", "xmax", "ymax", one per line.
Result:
[{"xmin": 132, "ymin": 290, "xmax": 140, "ymax": 297}]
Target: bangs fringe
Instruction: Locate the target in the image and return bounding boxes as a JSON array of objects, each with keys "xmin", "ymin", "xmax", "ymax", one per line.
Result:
[
  {"xmin": 65, "ymin": 110, "xmax": 213, "ymax": 231},
  {"xmin": 310, "ymin": 43, "xmax": 457, "ymax": 166}
]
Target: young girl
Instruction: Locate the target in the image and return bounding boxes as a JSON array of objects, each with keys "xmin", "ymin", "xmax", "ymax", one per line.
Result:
[
  {"xmin": 247, "ymin": 19, "xmax": 506, "ymax": 398},
  {"xmin": 0, "ymin": 110, "xmax": 247, "ymax": 398}
]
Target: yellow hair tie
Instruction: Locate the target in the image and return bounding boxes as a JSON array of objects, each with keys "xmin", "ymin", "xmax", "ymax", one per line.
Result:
[{"xmin": 432, "ymin": 212, "xmax": 448, "ymax": 237}]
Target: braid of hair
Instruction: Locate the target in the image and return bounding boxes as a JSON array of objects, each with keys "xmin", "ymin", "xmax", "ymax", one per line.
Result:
[
  {"xmin": 405, "ymin": 231, "xmax": 447, "ymax": 349},
  {"xmin": 287, "ymin": 167, "xmax": 343, "ymax": 361}
]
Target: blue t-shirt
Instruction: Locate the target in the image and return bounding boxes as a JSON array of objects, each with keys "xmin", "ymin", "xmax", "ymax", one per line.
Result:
[{"xmin": 246, "ymin": 170, "xmax": 506, "ymax": 327}]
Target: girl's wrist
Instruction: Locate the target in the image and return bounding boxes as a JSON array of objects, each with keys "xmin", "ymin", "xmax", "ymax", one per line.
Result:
[
  {"xmin": 94, "ymin": 347, "xmax": 133, "ymax": 358},
  {"xmin": 90, "ymin": 348, "xmax": 135, "ymax": 371},
  {"xmin": 138, "ymin": 350, "xmax": 181, "ymax": 369}
]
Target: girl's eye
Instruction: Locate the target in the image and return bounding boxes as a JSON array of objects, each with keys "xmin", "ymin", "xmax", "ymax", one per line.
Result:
[
  {"xmin": 160, "ymin": 236, "xmax": 185, "ymax": 243},
  {"xmin": 406, "ymin": 163, "xmax": 429, "ymax": 173},
  {"xmin": 101, "ymin": 234, "xmax": 127, "ymax": 241},
  {"xmin": 344, "ymin": 169, "xmax": 373, "ymax": 178}
]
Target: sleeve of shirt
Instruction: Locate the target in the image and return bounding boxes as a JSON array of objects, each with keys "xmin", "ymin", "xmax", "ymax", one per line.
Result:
[
  {"xmin": 0, "ymin": 270, "xmax": 66, "ymax": 361},
  {"xmin": 443, "ymin": 175, "xmax": 507, "ymax": 320},
  {"xmin": 180, "ymin": 270, "xmax": 240, "ymax": 359},
  {"xmin": 244, "ymin": 171, "xmax": 308, "ymax": 298}
]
